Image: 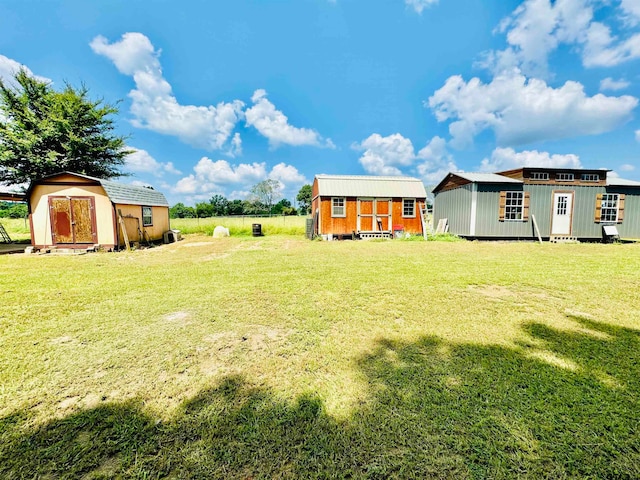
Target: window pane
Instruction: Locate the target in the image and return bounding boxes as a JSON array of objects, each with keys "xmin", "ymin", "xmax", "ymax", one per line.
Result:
[
  {"xmin": 504, "ymin": 192, "xmax": 524, "ymax": 221},
  {"xmin": 403, "ymin": 199, "xmax": 415, "ymax": 216},
  {"xmin": 142, "ymin": 207, "xmax": 153, "ymax": 226}
]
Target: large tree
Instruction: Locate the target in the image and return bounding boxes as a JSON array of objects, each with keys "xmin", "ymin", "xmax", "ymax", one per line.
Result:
[
  {"xmin": 250, "ymin": 179, "xmax": 282, "ymax": 212},
  {"xmin": 0, "ymin": 70, "xmax": 130, "ymax": 186},
  {"xmin": 296, "ymin": 184, "xmax": 312, "ymax": 215}
]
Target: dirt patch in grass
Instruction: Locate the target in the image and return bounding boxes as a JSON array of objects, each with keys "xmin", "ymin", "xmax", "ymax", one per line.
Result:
[
  {"xmin": 49, "ymin": 335, "xmax": 75, "ymax": 344},
  {"xmin": 468, "ymin": 284, "xmax": 515, "ymax": 299},
  {"xmin": 163, "ymin": 311, "xmax": 191, "ymax": 324},
  {"xmin": 203, "ymin": 326, "xmax": 291, "ymax": 353}
]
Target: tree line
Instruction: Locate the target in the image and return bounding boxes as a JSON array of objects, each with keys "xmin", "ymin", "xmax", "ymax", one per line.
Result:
[
  {"xmin": 170, "ymin": 183, "xmax": 312, "ymax": 218},
  {"xmin": 0, "ymin": 201, "xmax": 27, "ymax": 218}
]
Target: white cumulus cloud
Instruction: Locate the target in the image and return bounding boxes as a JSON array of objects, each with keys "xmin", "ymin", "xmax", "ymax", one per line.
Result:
[
  {"xmin": 600, "ymin": 77, "xmax": 631, "ymax": 91},
  {"xmin": 354, "ymin": 133, "xmax": 458, "ymax": 183},
  {"xmin": 91, "ymin": 33, "xmax": 244, "ymax": 151},
  {"xmin": 621, "ymin": 0, "xmax": 640, "ymax": 25},
  {"xmin": 354, "ymin": 133, "xmax": 416, "ymax": 175},
  {"xmin": 0, "ymin": 54, "xmax": 51, "ymax": 85},
  {"xmin": 405, "ymin": 0, "xmax": 439, "ymax": 14},
  {"xmin": 415, "ymin": 136, "xmax": 458, "ymax": 184},
  {"xmin": 619, "ymin": 163, "xmax": 635, "ymax": 172},
  {"xmin": 245, "ymin": 89, "xmax": 334, "ymax": 149},
  {"xmin": 269, "ymin": 162, "xmax": 308, "ymax": 185},
  {"xmin": 428, "ymin": 70, "xmax": 638, "ymax": 148},
  {"xmin": 483, "ymin": 0, "xmax": 640, "ymax": 75},
  {"xmin": 480, "ymin": 147, "xmax": 582, "ymax": 172},
  {"xmin": 173, "ymin": 157, "xmax": 305, "ymax": 200},
  {"xmin": 125, "ymin": 147, "xmax": 181, "ymax": 177}
]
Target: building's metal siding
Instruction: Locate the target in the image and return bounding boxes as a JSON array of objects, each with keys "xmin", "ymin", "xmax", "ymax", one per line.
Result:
[
  {"xmin": 433, "ymin": 185, "xmax": 471, "ymax": 236},
  {"xmin": 609, "ymin": 186, "xmax": 640, "ymax": 238},
  {"xmin": 316, "ymin": 175, "xmax": 427, "ymax": 198},
  {"xmin": 472, "ymin": 184, "xmax": 640, "ymax": 239},
  {"xmin": 473, "ymin": 185, "xmax": 533, "ymax": 238}
]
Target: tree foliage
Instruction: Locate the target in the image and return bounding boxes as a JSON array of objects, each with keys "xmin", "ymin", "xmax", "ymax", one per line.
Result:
[
  {"xmin": 0, "ymin": 201, "xmax": 27, "ymax": 218},
  {"xmin": 195, "ymin": 202, "xmax": 215, "ymax": 218},
  {"xmin": 170, "ymin": 186, "xmax": 304, "ymax": 218},
  {"xmin": 0, "ymin": 70, "xmax": 130, "ymax": 187},
  {"xmin": 296, "ymin": 184, "xmax": 312, "ymax": 215},
  {"xmin": 271, "ymin": 198, "xmax": 296, "ymax": 215},
  {"xmin": 250, "ymin": 179, "xmax": 282, "ymax": 211},
  {"xmin": 169, "ymin": 203, "xmax": 196, "ymax": 219}
]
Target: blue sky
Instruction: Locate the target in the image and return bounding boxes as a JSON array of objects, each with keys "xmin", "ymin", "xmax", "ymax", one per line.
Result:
[{"xmin": 1, "ymin": 0, "xmax": 640, "ymax": 206}]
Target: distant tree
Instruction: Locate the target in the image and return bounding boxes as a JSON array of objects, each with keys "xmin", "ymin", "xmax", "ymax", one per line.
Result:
[
  {"xmin": 296, "ymin": 184, "xmax": 312, "ymax": 215},
  {"xmin": 0, "ymin": 70, "xmax": 130, "ymax": 187},
  {"xmin": 241, "ymin": 199, "xmax": 265, "ymax": 215},
  {"xmin": 250, "ymin": 179, "xmax": 282, "ymax": 212},
  {"xmin": 0, "ymin": 201, "xmax": 27, "ymax": 218},
  {"xmin": 270, "ymin": 199, "xmax": 298, "ymax": 216},
  {"xmin": 169, "ymin": 203, "xmax": 196, "ymax": 219},
  {"xmin": 227, "ymin": 199, "xmax": 244, "ymax": 215},
  {"xmin": 195, "ymin": 202, "xmax": 214, "ymax": 218},
  {"xmin": 271, "ymin": 198, "xmax": 292, "ymax": 215},
  {"xmin": 209, "ymin": 194, "xmax": 229, "ymax": 216}
]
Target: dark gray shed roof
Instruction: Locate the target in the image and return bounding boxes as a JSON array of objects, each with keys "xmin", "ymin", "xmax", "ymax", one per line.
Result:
[
  {"xmin": 99, "ymin": 179, "xmax": 169, "ymax": 207},
  {"xmin": 29, "ymin": 172, "xmax": 169, "ymax": 207}
]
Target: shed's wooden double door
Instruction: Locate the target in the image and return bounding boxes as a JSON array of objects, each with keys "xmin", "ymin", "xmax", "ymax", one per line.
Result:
[
  {"xmin": 357, "ymin": 198, "xmax": 391, "ymax": 232},
  {"xmin": 49, "ymin": 196, "xmax": 97, "ymax": 245}
]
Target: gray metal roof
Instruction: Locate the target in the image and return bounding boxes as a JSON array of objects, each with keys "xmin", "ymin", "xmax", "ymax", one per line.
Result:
[
  {"xmin": 456, "ymin": 172, "xmax": 523, "ymax": 184},
  {"xmin": 99, "ymin": 179, "xmax": 169, "ymax": 207},
  {"xmin": 315, "ymin": 174, "xmax": 427, "ymax": 198},
  {"xmin": 30, "ymin": 172, "xmax": 169, "ymax": 207},
  {"xmin": 607, "ymin": 177, "xmax": 640, "ymax": 187}
]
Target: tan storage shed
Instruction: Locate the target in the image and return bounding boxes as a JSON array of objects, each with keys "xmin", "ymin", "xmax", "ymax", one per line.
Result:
[{"xmin": 27, "ymin": 172, "xmax": 170, "ymax": 250}]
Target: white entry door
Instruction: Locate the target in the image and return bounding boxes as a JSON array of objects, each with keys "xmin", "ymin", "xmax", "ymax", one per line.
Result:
[{"xmin": 551, "ymin": 192, "xmax": 574, "ymax": 235}]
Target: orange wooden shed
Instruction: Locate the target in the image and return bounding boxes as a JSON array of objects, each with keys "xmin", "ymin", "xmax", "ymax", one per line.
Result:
[{"xmin": 311, "ymin": 174, "xmax": 427, "ymax": 239}]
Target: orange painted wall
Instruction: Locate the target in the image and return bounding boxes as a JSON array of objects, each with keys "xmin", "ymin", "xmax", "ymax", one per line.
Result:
[
  {"xmin": 319, "ymin": 197, "xmax": 359, "ymax": 234},
  {"xmin": 391, "ymin": 199, "xmax": 425, "ymax": 233},
  {"xmin": 317, "ymin": 197, "xmax": 425, "ymax": 235}
]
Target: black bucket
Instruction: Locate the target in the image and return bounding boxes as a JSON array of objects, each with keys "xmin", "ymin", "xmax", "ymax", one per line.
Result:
[{"xmin": 252, "ymin": 223, "xmax": 263, "ymax": 237}]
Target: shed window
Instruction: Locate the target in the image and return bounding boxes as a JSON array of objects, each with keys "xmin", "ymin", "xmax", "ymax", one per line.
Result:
[
  {"xmin": 595, "ymin": 193, "xmax": 624, "ymax": 223},
  {"xmin": 142, "ymin": 206, "xmax": 153, "ymax": 226},
  {"xmin": 581, "ymin": 173, "xmax": 600, "ymax": 182},
  {"xmin": 403, "ymin": 199, "xmax": 416, "ymax": 217},
  {"xmin": 530, "ymin": 172, "xmax": 549, "ymax": 180},
  {"xmin": 499, "ymin": 191, "xmax": 530, "ymax": 222},
  {"xmin": 556, "ymin": 173, "xmax": 574, "ymax": 181},
  {"xmin": 331, "ymin": 197, "xmax": 346, "ymax": 217}
]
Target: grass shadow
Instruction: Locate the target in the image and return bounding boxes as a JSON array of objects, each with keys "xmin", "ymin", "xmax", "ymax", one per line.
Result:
[{"xmin": 1, "ymin": 317, "xmax": 639, "ymax": 478}]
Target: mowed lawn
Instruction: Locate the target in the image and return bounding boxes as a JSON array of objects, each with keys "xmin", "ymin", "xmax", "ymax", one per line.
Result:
[{"xmin": 1, "ymin": 235, "xmax": 639, "ymax": 479}]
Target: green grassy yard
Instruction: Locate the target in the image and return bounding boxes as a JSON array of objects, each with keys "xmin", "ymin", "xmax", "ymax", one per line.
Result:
[
  {"xmin": 1, "ymin": 235, "xmax": 639, "ymax": 478},
  {"xmin": 171, "ymin": 215, "xmax": 307, "ymax": 236}
]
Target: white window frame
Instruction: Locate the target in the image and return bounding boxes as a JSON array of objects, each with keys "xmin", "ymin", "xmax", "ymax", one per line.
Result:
[
  {"xmin": 504, "ymin": 191, "xmax": 524, "ymax": 221},
  {"xmin": 402, "ymin": 198, "xmax": 416, "ymax": 218},
  {"xmin": 581, "ymin": 173, "xmax": 600, "ymax": 182},
  {"xmin": 331, "ymin": 197, "xmax": 346, "ymax": 218},
  {"xmin": 142, "ymin": 206, "xmax": 153, "ymax": 226},
  {"xmin": 556, "ymin": 173, "xmax": 574, "ymax": 181},
  {"xmin": 600, "ymin": 194, "xmax": 619, "ymax": 223},
  {"xmin": 530, "ymin": 172, "xmax": 549, "ymax": 180}
]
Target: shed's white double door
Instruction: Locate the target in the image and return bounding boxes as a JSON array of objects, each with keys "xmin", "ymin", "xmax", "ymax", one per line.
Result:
[{"xmin": 357, "ymin": 198, "xmax": 391, "ymax": 232}]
